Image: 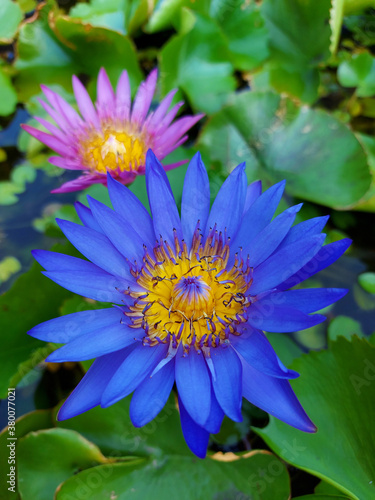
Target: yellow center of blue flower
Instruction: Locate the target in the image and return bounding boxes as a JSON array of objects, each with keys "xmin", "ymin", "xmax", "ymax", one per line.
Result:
[
  {"xmin": 81, "ymin": 129, "xmax": 147, "ymax": 174},
  {"xmin": 126, "ymin": 229, "xmax": 252, "ymax": 350}
]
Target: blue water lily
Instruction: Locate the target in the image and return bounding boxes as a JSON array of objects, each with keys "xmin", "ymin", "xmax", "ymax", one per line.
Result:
[{"xmin": 29, "ymin": 151, "xmax": 350, "ymax": 458}]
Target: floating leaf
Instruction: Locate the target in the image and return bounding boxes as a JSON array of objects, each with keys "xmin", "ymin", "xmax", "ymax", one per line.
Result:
[
  {"xmin": 0, "ymin": 245, "xmax": 76, "ymax": 398},
  {"xmin": 0, "ymin": 67, "xmax": 18, "ymax": 116},
  {"xmin": 55, "ymin": 451, "xmax": 290, "ymax": 500},
  {"xmin": 69, "ymin": 0, "xmax": 127, "ymax": 34},
  {"xmin": 315, "ymin": 479, "xmax": 352, "ymax": 496},
  {"xmin": 55, "ymin": 394, "xmax": 190, "ymax": 457},
  {"xmin": 329, "ymin": 0, "xmax": 345, "ymax": 54},
  {"xmin": 338, "ymin": 52, "xmax": 375, "ymax": 97},
  {"xmin": 358, "ymin": 272, "xmax": 375, "ymax": 294},
  {"xmin": 0, "ymin": 410, "xmax": 54, "ymax": 500},
  {"xmin": 328, "ymin": 315, "xmax": 364, "ymax": 342},
  {"xmin": 198, "ymin": 91, "xmax": 372, "ymax": 209},
  {"xmin": 0, "ymin": 257, "xmax": 21, "ymax": 284},
  {"xmin": 159, "ymin": 13, "xmax": 236, "ymax": 113},
  {"xmin": 294, "ymin": 496, "xmax": 350, "ymax": 500},
  {"xmin": 257, "ymin": 337, "xmax": 375, "ymax": 500},
  {"xmin": 17, "ymin": 428, "xmax": 110, "ymax": 500},
  {"xmin": 261, "ymin": 0, "xmax": 331, "ymax": 103},
  {"xmin": 15, "ymin": 2, "xmax": 142, "ymax": 101},
  {"xmin": 0, "ymin": 0, "xmax": 23, "ymax": 43}
]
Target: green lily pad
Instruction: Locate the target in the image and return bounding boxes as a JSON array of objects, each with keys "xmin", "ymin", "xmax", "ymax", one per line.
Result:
[
  {"xmin": 55, "ymin": 451, "xmax": 290, "ymax": 500},
  {"xmin": 315, "ymin": 479, "xmax": 351, "ymax": 496},
  {"xmin": 256, "ymin": 337, "xmax": 375, "ymax": 500},
  {"xmin": 70, "ymin": 0, "xmax": 151, "ymax": 35},
  {"xmin": 329, "ymin": 0, "xmax": 345, "ymax": 54},
  {"xmin": 17, "ymin": 428, "xmax": 110, "ymax": 500},
  {"xmin": 267, "ymin": 333, "xmax": 304, "ymax": 366},
  {"xmin": 14, "ymin": 2, "xmax": 142, "ymax": 101},
  {"xmin": 261, "ymin": 0, "xmax": 331, "ymax": 103},
  {"xmin": 197, "ymin": 91, "xmax": 372, "ymax": 209},
  {"xmin": 294, "ymin": 496, "xmax": 350, "ymax": 500},
  {"xmin": 0, "ymin": 244, "xmax": 76, "ymax": 398},
  {"xmin": 0, "ymin": 67, "xmax": 17, "ymax": 116},
  {"xmin": 328, "ymin": 315, "xmax": 365, "ymax": 342},
  {"xmin": 0, "ymin": 410, "xmax": 53, "ymax": 500},
  {"xmin": 17, "ymin": 0, "xmax": 37, "ymax": 13},
  {"xmin": 159, "ymin": 13, "xmax": 236, "ymax": 113},
  {"xmin": 358, "ymin": 272, "xmax": 375, "ymax": 294},
  {"xmin": 212, "ymin": 1, "xmax": 269, "ymax": 72},
  {"xmin": 338, "ymin": 52, "xmax": 375, "ymax": 97},
  {"xmin": 145, "ymin": 0, "xmax": 189, "ymax": 33},
  {"xmin": 0, "ymin": 0, "xmax": 23, "ymax": 43},
  {"xmin": 0, "ymin": 164, "xmax": 38, "ymax": 206},
  {"xmin": 55, "ymin": 393, "xmax": 191, "ymax": 457},
  {"xmin": 69, "ymin": 0, "xmax": 127, "ymax": 34},
  {"xmin": 0, "ymin": 257, "xmax": 21, "ymax": 284}
]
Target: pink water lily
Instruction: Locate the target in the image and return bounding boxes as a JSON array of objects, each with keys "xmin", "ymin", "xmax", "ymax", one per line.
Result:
[{"xmin": 22, "ymin": 68, "xmax": 203, "ymax": 192}]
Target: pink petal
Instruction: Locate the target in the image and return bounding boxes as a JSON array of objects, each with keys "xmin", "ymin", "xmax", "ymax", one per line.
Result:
[
  {"xmin": 144, "ymin": 89, "xmax": 178, "ymax": 132},
  {"xmin": 51, "ymin": 174, "xmax": 103, "ymax": 193},
  {"xmin": 21, "ymin": 124, "xmax": 73, "ymax": 157},
  {"xmin": 131, "ymin": 69, "xmax": 158, "ymax": 125},
  {"xmin": 38, "ymin": 96, "xmax": 71, "ymax": 132},
  {"xmin": 154, "ymin": 135, "xmax": 188, "ymax": 159},
  {"xmin": 156, "ymin": 114, "xmax": 204, "ymax": 149},
  {"xmin": 163, "ymin": 159, "xmax": 189, "ymax": 172},
  {"xmin": 41, "ymin": 85, "xmax": 83, "ymax": 130},
  {"xmin": 114, "ymin": 170, "xmax": 137, "ymax": 185},
  {"xmin": 116, "ymin": 70, "xmax": 131, "ymax": 122},
  {"xmin": 96, "ymin": 67, "xmax": 116, "ymax": 121},
  {"xmin": 34, "ymin": 117, "xmax": 71, "ymax": 146},
  {"xmin": 49, "ymin": 156, "xmax": 83, "ymax": 170},
  {"xmin": 150, "ymin": 101, "xmax": 184, "ymax": 136},
  {"xmin": 72, "ymin": 75, "xmax": 101, "ymax": 129}
]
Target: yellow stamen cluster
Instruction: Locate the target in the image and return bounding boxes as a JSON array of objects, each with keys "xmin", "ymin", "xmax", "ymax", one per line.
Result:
[
  {"xmin": 80, "ymin": 128, "xmax": 147, "ymax": 174},
  {"xmin": 126, "ymin": 231, "xmax": 252, "ymax": 350}
]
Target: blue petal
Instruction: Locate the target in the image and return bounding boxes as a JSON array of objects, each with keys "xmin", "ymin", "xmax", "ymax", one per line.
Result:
[
  {"xmin": 277, "ymin": 238, "xmax": 352, "ymax": 291},
  {"xmin": 175, "ymin": 346, "xmax": 211, "ymax": 427},
  {"xmin": 28, "ymin": 307, "xmax": 124, "ymax": 342},
  {"xmin": 276, "ymin": 215, "xmax": 329, "ymax": 249},
  {"xmin": 210, "ymin": 346, "xmax": 243, "ymax": 422},
  {"xmin": 88, "ymin": 197, "xmax": 146, "ymax": 263},
  {"xmin": 244, "ymin": 204, "xmax": 302, "ymax": 267},
  {"xmin": 107, "ymin": 173, "xmax": 155, "ymax": 243},
  {"xmin": 242, "ymin": 359, "xmax": 316, "ymax": 432},
  {"xmin": 265, "ymin": 288, "xmax": 348, "ymax": 314},
  {"xmin": 247, "ymin": 303, "xmax": 326, "ymax": 332},
  {"xmin": 130, "ymin": 359, "xmax": 175, "ymax": 427},
  {"xmin": 101, "ymin": 342, "xmax": 168, "ymax": 407},
  {"xmin": 181, "ymin": 152, "xmax": 210, "ymax": 248},
  {"xmin": 46, "ymin": 321, "xmax": 141, "ymax": 362},
  {"xmin": 202, "ymin": 387, "xmax": 224, "ymax": 434},
  {"xmin": 32, "ymin": 249, "xmax": 100, "ymax": 273},
  {"xmin": 57, "ymin": 347, "xmax": 130, "ymax": 420},
  {"xmin": 56, "ymin": 219, "xmax": 131, "ymax": 280},
  {"xmin": 233, "ymin": 180, "xmax": 285, "ymax": 249},
  {"xmin": 243, "ymin": 180, "xmax": 262, "ymax": 214},
  {"xmin": 74, "ymin": 202, "xmax": 104, "ymax": 233},
  {"xmin": 205, "ymin": 162, "xmax": 247, "ymax": 240},
  {"xmin": 146, "ymin": 150, "xmax": 182, "ymax": 245},
  {"xmin": 250, "ymin": 234, "xmax": 325, "ymax": 295},
  {"xmin": 42, "ymin": 270, "xmax": 132, "ymax": 304},
  {"xmin": 231, "ymin": 328, "xmax": 299, "ymax": 379},
  {"xmin": 178, "ymin": 394, "xmax": 209, "ymax": 459}
]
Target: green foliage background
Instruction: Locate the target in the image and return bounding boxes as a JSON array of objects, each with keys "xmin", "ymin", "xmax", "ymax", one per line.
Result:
[{"xmin": 0, "ymin": 0, "xmax": 375, "ymax": 499}]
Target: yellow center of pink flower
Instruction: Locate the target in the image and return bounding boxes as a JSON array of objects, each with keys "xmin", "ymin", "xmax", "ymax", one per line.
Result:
[
  {"xmin": 81, "ymin": 129, "xmax": 147, "ymax": 174},
  {"xmin": 126, "ymin": 230, "xmax": 252, "ymax": 350}
]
